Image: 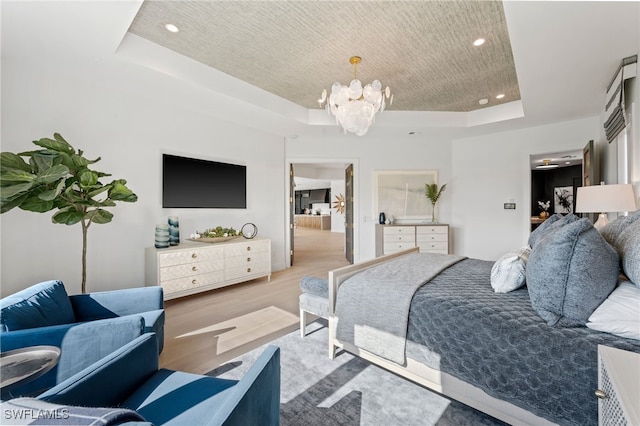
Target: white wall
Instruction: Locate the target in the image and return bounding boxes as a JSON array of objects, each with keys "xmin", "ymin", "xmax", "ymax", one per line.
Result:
[
  {"xmin": 1, "ymin": 56, "xmax": 286, "ymax": 297},
  {"xmin": 451, "ymin": 116, "xmax": 601, "ymax": 260}
]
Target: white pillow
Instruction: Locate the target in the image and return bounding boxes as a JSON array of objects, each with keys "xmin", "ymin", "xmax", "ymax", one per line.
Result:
[
  {"xmin": 490, "ymin": 247, "xmax": 531, "ymax": 293},
  {"xmin": 587, "ymin": 281, "xmax": 640, "ymax": 340}
]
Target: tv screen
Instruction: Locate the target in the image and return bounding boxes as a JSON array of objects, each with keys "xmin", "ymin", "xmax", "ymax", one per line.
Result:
[{"xmin": 162, "ymin": 154, "xmax": 246, "ymax": 208}]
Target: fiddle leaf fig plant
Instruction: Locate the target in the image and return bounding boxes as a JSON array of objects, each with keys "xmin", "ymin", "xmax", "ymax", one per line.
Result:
[
  {"xmin": 0, "ymin": 133, "xmax": 138, "ymax": 293},
  {"xmin": 425, "ymin": 183, "xmax": 447, "ymax": 223}
]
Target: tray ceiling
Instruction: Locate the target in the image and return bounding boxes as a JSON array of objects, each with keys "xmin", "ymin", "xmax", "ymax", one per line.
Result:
[{"xmin": 127, "ymin": 1, "xmax": 520, "ymax": 113}]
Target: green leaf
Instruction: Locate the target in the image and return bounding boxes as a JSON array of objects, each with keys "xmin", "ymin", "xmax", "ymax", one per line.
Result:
[
  {"xmin": 70, "ymin": 154, "xmax": 90, "ymax": 168},
  {"xmin": 0, "ymin": 193, "xmax": 28, "ymax": 213},
  {"xmin": 38, "ymin": 180, "xmax": 66, "ymax": 201},
  {"xmin": 19, "ymin": 195, "xmax": 55, "ymax": 213},
  {"xmin": 33, "ymin": 135, "xmax": 75, "ymax": 155},
  {"xmin": 30, "ymin": 152, "xmax": 59, "ymax": 173},
  {"xmin": 79, "ymin": 169, "xmax": 99, "ymax": 188},
  {"xmin": 0, "ymin": 152, "xmax": 31, "ymax": 172},
  {"xmin": 0, "ymin": 169, "xmax": 35, "ymax": 184},
  {"xmin": 52, "ymin": 208, "xmax": 83, "ymax": 225},
  {"xmin": 87, "ymin": 185, "xmax": 110, "ymax": 198},
  {"xmin": 109, "ymin": 181, "xmax": 138, "ymax": 202},
  {"xmin": 0, "ymin": 182, "xmax": 34, "ymax": 198},
  {"xmin": 87, "ymin": 208, "xmax": 113, "ymax": 224},
  {"xmin": 34, "ymin": 164, "xmax": 69, "ymax": 184}
]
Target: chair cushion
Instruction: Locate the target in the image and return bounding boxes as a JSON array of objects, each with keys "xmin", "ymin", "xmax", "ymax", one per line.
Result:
[
  {"xmin": 299, "ymin": 276, "xmax": 329, "ymax": 298},
  {"xmin": 0, "ymin": 280, "xmax": 75, "ymax": 332},
  {"xmin": 122, "ymin": 369, "xmax": 239, "ymax": 425},
  {"xmin": 526, "ymin": 218, "xmax": 619, "ymax": 327}
]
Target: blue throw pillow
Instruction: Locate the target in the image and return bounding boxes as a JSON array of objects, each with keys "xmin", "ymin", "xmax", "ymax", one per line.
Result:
[
  {"xmin": 527, "ymin": 213, "xmax": 579, "ymax": 248},
  {"xmin": 617, "ymin": 220, "xmax": 640, "ymax": 286},
  {"xmin": 526, "ymin": 218, "xmax": 619, "ymax": 327},
  {"xmin": 0, "ymin": 280, "xmax": 76, "ymax": 331}
]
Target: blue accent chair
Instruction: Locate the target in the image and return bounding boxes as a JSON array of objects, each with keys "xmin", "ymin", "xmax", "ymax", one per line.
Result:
[
  {"xmin": 0, "ymin": 280, "xmax": 164, "ymax": 397},
  {"xmin": 37, "ymin": 333, "xmax": 281, "ymax": 426}
]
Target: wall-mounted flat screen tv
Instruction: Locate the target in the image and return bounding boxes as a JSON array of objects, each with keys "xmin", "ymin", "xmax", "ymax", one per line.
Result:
[{"xmin": 162, "ymin": 154, "xmax": 246, "ymax": 208}]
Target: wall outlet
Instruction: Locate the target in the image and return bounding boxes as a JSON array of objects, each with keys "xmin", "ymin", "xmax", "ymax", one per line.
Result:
[{"xmin": 504, "ymin": 202, "xmax": 516, "ymax": 210}]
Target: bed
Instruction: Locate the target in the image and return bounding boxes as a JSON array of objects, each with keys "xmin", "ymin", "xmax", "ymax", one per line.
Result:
[{"xmin": 328, "ymin": 213, "xmax": 640, "ymax": 425}]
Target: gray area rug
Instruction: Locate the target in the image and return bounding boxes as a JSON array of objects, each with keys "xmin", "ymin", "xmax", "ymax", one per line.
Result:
[{"xmin": 207, "ymin": 320, "xmax": 508, "ymax": 426}]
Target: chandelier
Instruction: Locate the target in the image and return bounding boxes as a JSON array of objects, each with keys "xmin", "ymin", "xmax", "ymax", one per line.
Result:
[{"xmin": 318, "ymin": 56, "xmax": 393, "ymax": 136}]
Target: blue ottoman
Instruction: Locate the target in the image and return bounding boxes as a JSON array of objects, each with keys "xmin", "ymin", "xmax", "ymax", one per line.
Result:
[{"xmin": 299, "ymin": 276, "xmax": 329, "ymax": 337}]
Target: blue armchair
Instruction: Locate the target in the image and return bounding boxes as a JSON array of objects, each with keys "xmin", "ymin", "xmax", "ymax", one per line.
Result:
[
  {"xmin": 36, "ymin": 333, "xmax": 281, "ymax": 426},
  {"xmin": 0, "ymin": 280, "xmax": 164, "ymax": 397}
]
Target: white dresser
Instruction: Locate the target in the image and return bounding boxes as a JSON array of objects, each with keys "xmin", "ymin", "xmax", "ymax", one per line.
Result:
[
  {"xmin": 597, "ymin": 345, "xmax": 640, "ymax": 425},
  {"xmin": 145, "ymin": 238, "xmax": 271, "ymax": 300},
  {"xmin": 375, "ymin": 224, "xmax": 449, "ymax": 256}
]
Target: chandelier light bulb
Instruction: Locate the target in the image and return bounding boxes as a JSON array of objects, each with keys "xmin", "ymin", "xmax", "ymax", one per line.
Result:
[{"xmin": 318, "ymin": 56, "xmax": 392, "ymax": 136}]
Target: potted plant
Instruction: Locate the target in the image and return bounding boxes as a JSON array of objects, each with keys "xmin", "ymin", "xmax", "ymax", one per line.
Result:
[
  {"xmin": 425, "ymin": 183, "xmax": 447, "ymax": 223},
  {"xmin": 0, "ymin": 133, "xmax": 138, "ymax": 293}
]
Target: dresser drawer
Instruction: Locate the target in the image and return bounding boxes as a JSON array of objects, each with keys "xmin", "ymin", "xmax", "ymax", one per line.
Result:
[
  {"xmin": 158, "ymin": 246, "xmax": 224, "ymax": 267},
  {"xmin": 418, "ymin": 241, "xmax": 448, "ymax": 252},
  {"xmin": 161, "ymin": 271, "xmax": 224, "ymax": 295},
  {"xmin": 383, "ymin": 226, "xmax": 415, "ymax": 236},
  {"xmin": 384, "ymin": 242, "xmax": 416, "ymax": 254},
  {"xmin": 384, "ymin": 233, "xmax": 416, "ymax": 243},
  {"xmin": 159, "ymin": 259, "xmax": 224, "ymax": 281},
  {"xmin": 224, "ymin": 239, "xmax": 270, "ymax": 257},
  {"xmin": 416, "ymin": 226, "xmax": 448, "ymax": 235},
  {"xmin": 416, "ymin": 233, "xmax": 448, "ymax": 243},
  {"xmin": 225, "ymin": 261, "xmax": 271, "ymax": 280}
]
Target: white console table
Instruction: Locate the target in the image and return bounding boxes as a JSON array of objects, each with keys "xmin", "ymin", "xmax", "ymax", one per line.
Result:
[{"xmin": 145, "ymin": 238, "xmax": 271, "ymax": 300}]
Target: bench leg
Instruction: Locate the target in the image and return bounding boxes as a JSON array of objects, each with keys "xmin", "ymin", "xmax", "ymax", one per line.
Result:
[{"xmin": 299, "ymin": 308, "xmax": 306, "ymax": 337}]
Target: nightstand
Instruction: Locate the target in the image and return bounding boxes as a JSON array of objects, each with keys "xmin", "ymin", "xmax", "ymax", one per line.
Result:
[{"xmin": 596, "ymin": 345, "xmax": 640, "ymax": 425}]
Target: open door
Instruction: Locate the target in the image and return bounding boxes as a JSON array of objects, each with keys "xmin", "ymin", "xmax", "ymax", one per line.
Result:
[
  {"xmin": 345, "ymin": 164, "xmax": 354, "ymax": 264},
  {"xmin": 582, "ymin": 140, "xmax": 599, "ymax": 223},
  {"xmin": 289, "ymin": 163, "xmax": 295, "ymax": 266}
]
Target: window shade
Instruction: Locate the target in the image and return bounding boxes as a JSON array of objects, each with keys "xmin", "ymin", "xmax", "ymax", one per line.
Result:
[{"xmin": 604, "ymin": 55, "xmax": 637, "ymax": 142}]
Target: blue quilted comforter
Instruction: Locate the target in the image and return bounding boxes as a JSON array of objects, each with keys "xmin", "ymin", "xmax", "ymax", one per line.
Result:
[{"xmin": 405, "ymin": 258, "xmax": 640, "ymax": 426}]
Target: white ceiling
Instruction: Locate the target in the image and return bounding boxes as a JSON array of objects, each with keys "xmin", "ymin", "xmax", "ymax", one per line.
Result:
[
  {"xmin": 127, "ymin": 1, "xmax": 520, "ymax": 113},
  {"xmin": 2, "ymin": 1, "xmax": 639, "ymax": 139}
]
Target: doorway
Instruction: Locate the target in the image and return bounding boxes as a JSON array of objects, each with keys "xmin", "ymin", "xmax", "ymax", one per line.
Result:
[
  {"xmin": 529, "ymin": 149, "xmax": 583, "ymax": 231},
  {"xmin": 286, "ymin": 160, "xmax": 356, "ymax": 267}
]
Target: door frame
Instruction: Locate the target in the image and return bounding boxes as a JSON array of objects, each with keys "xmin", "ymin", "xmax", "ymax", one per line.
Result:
[{"xmin": 284, "ymin": 157, "xmax": 360, "ymax": 268}]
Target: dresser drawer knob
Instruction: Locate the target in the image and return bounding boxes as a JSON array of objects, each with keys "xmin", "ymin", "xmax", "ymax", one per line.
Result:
[
  {"xmin": 192, "ymin": 253, "xmax": 197, "ymax": 259},
  {"xmin": 247, "ymin": 267, "xmax": 251, "ymax": 273},
  {"xmin": 594, "ymin": 389, "xmax": 608, "ymax": 400},
  {"xmin": 192, "ymin": 266, "xmax": 197, "ymax": 272},
  {"xmin": 246, "ymin": 246, "xmax": 251, "ymax": 251},
  {"xmin": 247, "ymin": 257, "xmax": 251, "ymax": 262},
  {"xmin": 192, "ymin": 279, "xmax": 197, "ymax": 285}
]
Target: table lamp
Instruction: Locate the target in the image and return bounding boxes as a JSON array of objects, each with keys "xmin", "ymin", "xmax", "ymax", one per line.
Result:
[{"xmin": 575, "ymin": 183, "xmax": 637, "ymax": 230}]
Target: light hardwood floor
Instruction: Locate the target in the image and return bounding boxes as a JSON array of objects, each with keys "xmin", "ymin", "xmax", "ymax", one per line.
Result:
[{"xmin": 159, "ymin": 227, "xmax": 349, "ymax": 374}]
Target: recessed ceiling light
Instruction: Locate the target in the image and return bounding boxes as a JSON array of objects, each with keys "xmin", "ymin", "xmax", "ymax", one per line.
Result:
[
  {"xmin": 496, "ymin": 94, "xmax": 505, "ymax": 99},
  {"xmin": 479, "ymin": 98, "xmax": 488, "ymax": 105},
  {"xmin": 473, "ymin": 38, "xmax": 486, "ymax": 46},
  {"xmin": 165, "ymin": 23, "xmax": 179, "ymax": 33}
]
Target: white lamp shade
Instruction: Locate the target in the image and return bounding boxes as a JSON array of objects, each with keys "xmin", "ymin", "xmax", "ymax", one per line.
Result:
[{"xmin": 575, "ymin": 184, "xmax": 637, "ymax": 213}]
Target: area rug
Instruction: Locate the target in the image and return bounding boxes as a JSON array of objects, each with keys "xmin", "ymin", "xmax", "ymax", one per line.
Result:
[{"xmin": 207, "ymin": 320, "xmax": 507, "ymax": 426}]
